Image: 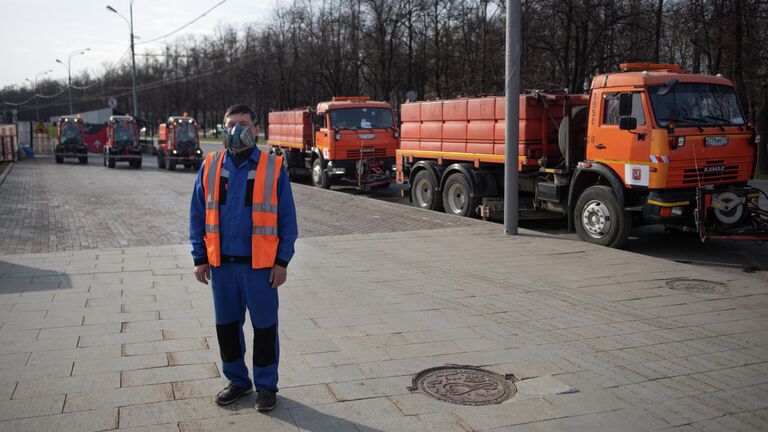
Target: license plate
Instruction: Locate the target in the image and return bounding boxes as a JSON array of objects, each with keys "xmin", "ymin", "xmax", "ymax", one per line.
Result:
[
  {"xmin": 705, "ymin": 136, "xmax": 728, "ymax": 147},
  {"xmin": 360, "ymin": 148, "xmax": 375, "ymax": 153},
  {"xmin": 358, "ymin": 133, "xmax": 376, "ymax": 140}
]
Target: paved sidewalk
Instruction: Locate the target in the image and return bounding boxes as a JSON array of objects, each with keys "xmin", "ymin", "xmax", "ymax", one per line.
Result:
[{"xmin": 1, "ymin": 224, "xmax": 767, "ymax": 431}]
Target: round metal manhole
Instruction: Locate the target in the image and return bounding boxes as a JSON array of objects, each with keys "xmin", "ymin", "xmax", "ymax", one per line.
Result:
[
  {"xmin": 665, "ymin": 278, "xmax": 728, "ymax": 294},
  {"xmin": 411, "ymin": 366, "xmax": 516, "ymax": 406}
]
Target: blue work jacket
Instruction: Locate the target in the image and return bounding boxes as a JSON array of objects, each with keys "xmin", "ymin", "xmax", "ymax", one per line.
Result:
[{"xmin": 189, "ymin": 147, "xmax": 298, "ymax": 267}]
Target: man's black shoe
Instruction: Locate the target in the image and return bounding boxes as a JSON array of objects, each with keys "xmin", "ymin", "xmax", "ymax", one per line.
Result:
[
  {"xmin": 215, "ymin": 384, "xmax": 253, "ymax": 406},
  {"xmin": 256, "ymin": 389, "xmax": 277, "ymax": 412}
]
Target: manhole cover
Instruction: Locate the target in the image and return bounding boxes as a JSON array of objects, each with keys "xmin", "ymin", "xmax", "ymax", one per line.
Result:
[
  {"xmin": 411, "ymin": 366, "xmax": 516, "ymax": 406},
  {"xmin": 665, "ymin": 278, "xmax": 728, "ymax": 294}
]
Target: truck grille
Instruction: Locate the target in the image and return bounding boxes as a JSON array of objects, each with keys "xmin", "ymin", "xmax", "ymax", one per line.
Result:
[
  {"xmin": 346, "ymin": 148, "xmax": 387, "ymax": 159},
  {"xmin": 682, "ymin": 160, "xmax": 739, "ymax": 184}
]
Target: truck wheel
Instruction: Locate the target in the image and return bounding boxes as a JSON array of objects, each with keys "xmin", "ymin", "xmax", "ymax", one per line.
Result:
[
  {"xmin": 442, "ymin": 172, "xmax": 479, "ymax": 217},
  {"xmin": 411, "ymin": 170, "xmax": 442, "ymax": 211},
  {"xmin": 79, "ymin": 156, "xmax": 88, "ymax": 164},
  {"xmin": 167, "ymin": 160, "xmax": 176, "ymax": 171},
  {"xmin": 574, "ymin": 185, "xmax": 631, "ymax": 248},
  {"xmin": 107, "ymin": 156, "xmax": 116, "ymax": 168},
  {"xmin": 134, "ymin": 158, "xmax": 142, "ymax": 169},
  {"xmin": 311, "ymin": 158, "xmax": 330, "ymax": 189},
  {"xmin": 193, "ymin": 161, "xmax": 202, "ymax": 171},
  {"xmin": 157, "ymin": 153, "xmax": 166, "ymax": 169},
  {"xmin": 55, "ymin": 156, "xmax": 63, "ymax": 164}
]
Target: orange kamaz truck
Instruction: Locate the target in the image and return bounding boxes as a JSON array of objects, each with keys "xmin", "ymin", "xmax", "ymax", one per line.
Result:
[
  {"xmin": 268, "ymin": 96, "xmax": 398, "ymax": 189},
  {"xmin": 396, "ymin": 63, "xmax": 767, "ymax": 247},
  {"xmin": 157, "ymin": 116, "xmax": 203, "ymax": 171}
]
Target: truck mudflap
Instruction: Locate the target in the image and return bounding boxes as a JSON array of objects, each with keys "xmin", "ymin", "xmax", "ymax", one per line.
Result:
[{"xmin": 696, "ymin": 186, "xmax": 768, "ymax": 243}]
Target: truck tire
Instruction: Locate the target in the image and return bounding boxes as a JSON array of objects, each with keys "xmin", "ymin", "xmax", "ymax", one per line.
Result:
[
  {"xmin": 107, "ymin": 156, "xmax": 116, "ymax": 168},
  {"xmin": 442, "ymin": 172, "xmax": 479, "ymax": 217},
  {"xmin": 193, "ymin": 161, "xmax": 202, "ymax": 171},
  {"xmin": 79, "ymin": 156, "xmax": 88, "ymax": 164},
  {"xmin": 574, "ymin": 185, "xmax": 631, "ymax": 248},
  {"xmin": 55, "ymin": 156, "xmax": 63, "ymax": 164},
  {"xmin": 134, "ymin": 158, "xmax": 142, "ymax": 169},
  {"xmin": 311, "ymin": 158, "xmax": 329, "ymax": 189},
  {"xmin": 157, "ymin": 153, "xmax": 166, "ymax": 169},
  {"xmin": 411, "ymin": 170, "xmax": 442, "ymax": 211},
  {"xmin": 167, "ymin": 160, "xmax": 176, "ymax": 171}
]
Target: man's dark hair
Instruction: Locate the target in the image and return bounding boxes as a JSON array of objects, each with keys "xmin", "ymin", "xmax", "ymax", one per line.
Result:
[{"xmin": 224, "ymin": 104, "xmax": 257, "ymax": 123}]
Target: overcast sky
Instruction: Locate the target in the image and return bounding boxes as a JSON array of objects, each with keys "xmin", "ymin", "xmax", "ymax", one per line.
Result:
[{"xmin": 0, "ymin": 0, "xmax": 281, "ymax": 88}]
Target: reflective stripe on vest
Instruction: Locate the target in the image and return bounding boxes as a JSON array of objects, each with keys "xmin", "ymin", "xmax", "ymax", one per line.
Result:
[
  {"xmin": 202, "ymin": 150, "xmax": 282, "ymax": 269},
  {"xmin": 202, "ymin": 151, "xmax": 224, "ymax": 267},
  {"xmin": 250, "ymin": 151, "xmax": 281, "ymax": 269}
]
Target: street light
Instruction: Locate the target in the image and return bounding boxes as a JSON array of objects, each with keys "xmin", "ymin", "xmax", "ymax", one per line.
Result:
[
  {"xmin": 106, "ymin": 1, "xmax": 139, "ymax": 118},
  {"xmin": 56, "ymin": 48, "xmax": 90, "ymax": 115},
  {"xmin": 25, "ymin": 69, "xmax": 53, "ymax": 122}
]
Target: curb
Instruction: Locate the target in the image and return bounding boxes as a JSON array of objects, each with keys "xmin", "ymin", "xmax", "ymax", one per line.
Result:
[{"xmin": 0, "ymin": 162, "xmax": 14, "ymax": 189}]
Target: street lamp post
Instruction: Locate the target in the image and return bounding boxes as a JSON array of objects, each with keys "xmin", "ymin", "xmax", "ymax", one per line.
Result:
[
  {"xmin": 56, "ymin": 48, "xmax": 90, "ymax": 115},
  {"xmin": 106, "ymin": 1, "xmax": 139, "ymax": 118},
  {"xmin": 504, "ymin": 0, "xmax": 522, "ymax": 235},
  {"xmin": 25, "ymin": 69, "xmax": 53, "ymax": 122}
]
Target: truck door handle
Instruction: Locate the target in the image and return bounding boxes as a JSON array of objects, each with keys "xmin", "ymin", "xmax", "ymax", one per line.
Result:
[{"xmin": 595, "ymin": 144, "xmax": 606, "ymax": 149}]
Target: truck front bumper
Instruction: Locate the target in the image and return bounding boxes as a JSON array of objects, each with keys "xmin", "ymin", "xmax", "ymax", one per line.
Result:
[{"xmin": 327, "ymin": 158, "xmax": 396, "ymax": 188}]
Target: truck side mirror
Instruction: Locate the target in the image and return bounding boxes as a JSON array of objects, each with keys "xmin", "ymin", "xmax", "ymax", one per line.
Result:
[
  {"xmin": 619, "ymin": 93, "xmax": 633, "ymax": 117},
  {"xmin": 619, "ymin": 117, "xmax": 637, "ymax": 131}
]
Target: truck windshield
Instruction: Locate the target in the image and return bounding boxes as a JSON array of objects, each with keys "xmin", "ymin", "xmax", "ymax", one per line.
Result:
[
  {"xmin": 648, "ymin": 83, "xmax": 745, "ymax": 128},
  {"xmin": 329, "ymin": 107, "xmax": 393, "ymax": 130},
  {"xmin": 60, "ymin": 122, "xmax": 82, "ymax": 144},
  {"xmin": 114, "ymin": 122, "xmax": 136, "ymax": 143},
  {"xmin": 175, "ymin": 123, "xmax": 197, "ymax": 145}
]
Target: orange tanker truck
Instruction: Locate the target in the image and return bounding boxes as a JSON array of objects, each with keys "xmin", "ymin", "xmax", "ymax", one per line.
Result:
[
  {"xmin": 156, "ymin": 116, "xmax": 203, "ymax": 171},
  {"xmin": 268, "ymin": 96, "xmax": 398, "ymax": 189},
  {"xmin": 396, "ymin": 63, "xmax": 767, "ymax": 247}
]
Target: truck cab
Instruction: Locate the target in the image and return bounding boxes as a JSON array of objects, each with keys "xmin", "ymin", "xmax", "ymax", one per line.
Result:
[
  {"xmin": 104, "ymin": 115, "xmax": 142, "ymax": 169},
  {"xmin": 311, "ymin": 97, "xmax": 398, "ymax": 189},
  {"xmin": 157, "ymin": 116, "xmax": 202, "ymax": 171},
  {"xmin": 55, "ymin": 116, "xmax": 88, "ymax": 164},
  {"xmin": 570, "ymin": 63, "xmax": 762, "ymax": 245}
]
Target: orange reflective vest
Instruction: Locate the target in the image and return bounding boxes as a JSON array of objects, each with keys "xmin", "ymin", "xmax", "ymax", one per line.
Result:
[{"xmin": 202, "ymin": 150, "xmax": 283, "ymax": 269}]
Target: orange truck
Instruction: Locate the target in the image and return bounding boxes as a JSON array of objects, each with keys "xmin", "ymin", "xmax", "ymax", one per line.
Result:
[
  {"xmin": 268, "ymin": 96, "xmax": 398, "ymax": 189},
  {"xmin": 104, "ymin": 115, "xmax": 142, "ymax": 168},
  {"xmin": 397, "ymin": 63, "xmax": 767, "ymax": 247},
  {"xmin": 157, "ymin": 116, "xmax": 203, "ymax": 171},
  {"xmin": 55, "ymin": 116, "xmax": 88, "ymax": 164}
]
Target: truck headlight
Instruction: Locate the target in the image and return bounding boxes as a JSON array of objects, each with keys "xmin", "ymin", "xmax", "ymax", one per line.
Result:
[{"xmin": 172, "ymin": 149, "xmax": 179, "ymax": 155}]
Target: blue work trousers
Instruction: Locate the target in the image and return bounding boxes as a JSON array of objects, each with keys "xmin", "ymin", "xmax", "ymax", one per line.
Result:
[{"xmin": 210, "ymin": 263, "xmax": 279, "ymax": 392}]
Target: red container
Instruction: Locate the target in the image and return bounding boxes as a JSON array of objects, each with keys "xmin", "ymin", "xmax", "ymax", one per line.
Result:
[
  {"xmin": 401, "ymin": 103, "xmax": 421, "ymax": 122},
  {"xmin": 421, "ymin": 122, "xmax": 442, "ymax": 140},
  {"xmin": 401, "ymin": 122, "xmax": 420, "ymax": 139},
  {"xmin": 467, "ymin": 120, "xmax": 495, "ymax": 142},
  {"xmin": 443, "ymin": 99, "xmax": 467, "ymax": 121},
  {"xmin": 442, "ymin": 121, "xmax": 467, "ymax": 141},
  {"xmin": 468, "ymin": 98, "xmax": 496, "ymax": 120},
  {"xmin": 420, "ymin": 101, "xmax": 443, "ymax": 122}
]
